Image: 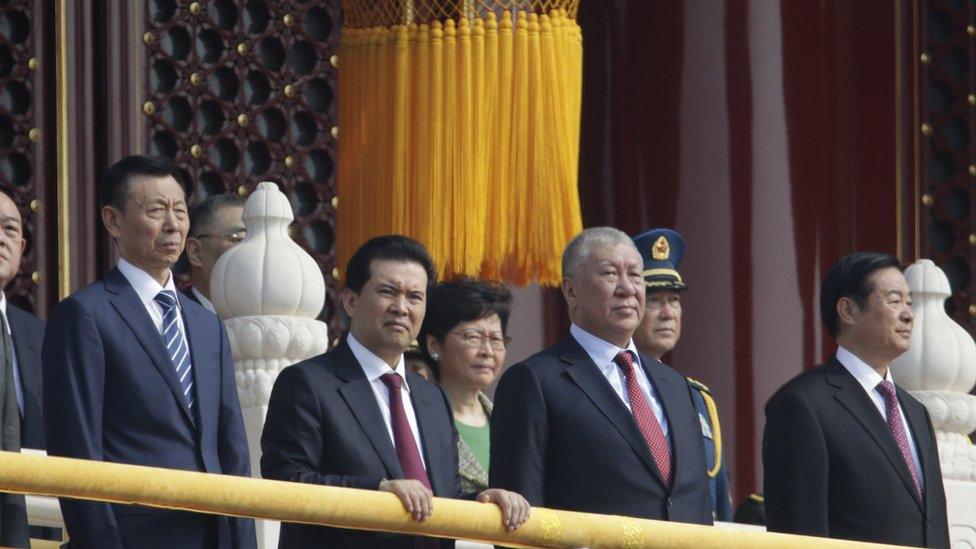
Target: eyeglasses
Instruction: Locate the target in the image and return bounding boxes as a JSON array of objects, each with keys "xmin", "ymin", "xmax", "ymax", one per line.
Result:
[
  {"xmin": 449, "ymin": 330, "xmax": 510, "ymax": 351},
  {"xmin": 193, "ymin": 229, "xmax": 246, "ymax": 244}
]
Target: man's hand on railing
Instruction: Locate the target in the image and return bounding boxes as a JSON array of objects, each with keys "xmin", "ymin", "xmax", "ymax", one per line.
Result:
[
  {"xmin": 378, "ymin": 479, "xmax": 434, "ymax": 521},
  {"xmin": 475, "ymin": 489, "xmax": 531, "ymax": 532}
]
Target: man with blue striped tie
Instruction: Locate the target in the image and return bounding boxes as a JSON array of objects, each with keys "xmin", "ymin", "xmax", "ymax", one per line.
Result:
[{"xmin": 42, "ymin": 155, "xmax": 256, "ymax": 549}]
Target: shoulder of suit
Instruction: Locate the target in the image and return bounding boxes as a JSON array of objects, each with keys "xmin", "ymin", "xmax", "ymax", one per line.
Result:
[{"xmin": 5, "ymin": 303, "xmax": 43, "ymax": 327}]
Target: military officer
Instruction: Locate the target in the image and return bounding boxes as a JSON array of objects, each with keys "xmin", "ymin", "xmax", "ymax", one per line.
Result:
[{"xmin": 631, "ymin": 228, "xmax": 733, "ymax": 521}]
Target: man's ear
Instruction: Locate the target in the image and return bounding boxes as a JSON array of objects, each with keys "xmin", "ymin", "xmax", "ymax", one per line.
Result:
[
  {"xmin": 185, "ymin": 238, "xmax": 204, "ymax": 268},
  {"xmin": 562, "ymin": 277, "xmax": 577, "ymax": 310},
  {"xmin": 101, "ymin": 205, "xmax": 123, "ymax": 239},
  {"xmin": 836, "ymin": 297, "xmax": 859, "ymax": 328},
  {"xmin": 341, "ymin": 287, "xmax": 358, "ymax": 320}
]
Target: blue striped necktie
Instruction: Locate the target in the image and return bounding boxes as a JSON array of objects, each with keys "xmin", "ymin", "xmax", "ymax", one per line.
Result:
[{"xmin": 154, "ymin": 290, "xmax": 194, "ymax": 410}]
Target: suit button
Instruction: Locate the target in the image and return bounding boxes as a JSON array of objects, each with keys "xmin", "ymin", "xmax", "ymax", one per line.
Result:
[{"xmin": 667, "ymin": 497, "xmax": 674, "ymax": 507}]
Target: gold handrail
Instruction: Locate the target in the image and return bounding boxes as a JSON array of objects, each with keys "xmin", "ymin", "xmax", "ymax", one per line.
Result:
[{"xmin": 0, "ymin": 452, "xmax": 898, "ymax": 548}]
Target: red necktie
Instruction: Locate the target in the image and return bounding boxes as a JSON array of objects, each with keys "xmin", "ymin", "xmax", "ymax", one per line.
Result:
[
  {"xmin": 614, "ymin": 351, "xmax": 672, "ymax": 486},
  {"xmin": 380, "ymin": 373, "xmax": 432, "ymax": 490},
  {"xmin": 876, "ymin": 380, "xmax": 922, "ymax": 499}
]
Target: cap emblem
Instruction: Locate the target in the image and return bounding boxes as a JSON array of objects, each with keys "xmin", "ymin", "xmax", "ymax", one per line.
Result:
[{"xmin": 652, "ymin": 236, "xmax": 670, "ymax": 260}]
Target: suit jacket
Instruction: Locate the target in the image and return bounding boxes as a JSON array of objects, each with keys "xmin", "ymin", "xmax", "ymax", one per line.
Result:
[
  {"xmin": 489, "ymin": 337, "xmax": 712, "ymax": 524},
  {"xmin": 7, "ymin": 303, "xmax": 44, "ymax": 449},
  {"xmin": 261, "ymin": 341, "xmax": 462, "ymax": 548},
  {"xmin": 42, "ymin": 267, "xmax": 256, "ymax": 549},
  {"xmin": 763, "ymin": 357, "xmax": 949, "ymax": 548}
]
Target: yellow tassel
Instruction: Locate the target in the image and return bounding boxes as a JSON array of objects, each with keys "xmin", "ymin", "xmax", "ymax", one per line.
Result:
[{"xmin": 338, "ymin": 4, "xmax": 583, "ymax": 286}]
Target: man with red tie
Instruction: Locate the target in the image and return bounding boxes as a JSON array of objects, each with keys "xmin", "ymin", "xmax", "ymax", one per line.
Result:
[
  {"xmin": 490, "ymin": 227, "xmax": 712, "ymax": 524},
  {"xmin": 763, "ymin": 252, "xmax": 949, "ymax": 547},
  {"xmin": 261, "ymin": 235, "xmax": 529, "ymax": 548}
]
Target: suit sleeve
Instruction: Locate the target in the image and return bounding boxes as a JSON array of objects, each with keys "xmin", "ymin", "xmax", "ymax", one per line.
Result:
[
  {"xmin": 489, "ymin": 362, "xmax": 548, "ymax": 506},
  {"xmin": 215, "ymin": 319, "xmax": 257, "ymax": 549},
  {"xmin": 261, "ymin": 365, "xmax": 385, "ymax": 489},
  {"xmin": 762, "ymin": 389, "xmax": 829, "ymax": 537},
  {"xmin": 41, "ymin": 298, "xmax": 124, "ymax": 548}
]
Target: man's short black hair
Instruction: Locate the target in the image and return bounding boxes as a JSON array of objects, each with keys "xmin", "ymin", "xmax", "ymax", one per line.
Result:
[
  {"xmin": 189, "ymin": 193, "xmax": 246, "ymax": 238},
  {"xmin": 99, "ymin": 155, "xmax": 182, "ymax": 210},
  {"xmin": 344, "ymin": 235, "xmax": 437, "ymax": 294},
  {"xmin": 417, "ymin": 278, "xmax": 513, "ymax": 378},
  {"xmin": 819, "ymin": 252, "xmax": 902, "ymax": 339}
]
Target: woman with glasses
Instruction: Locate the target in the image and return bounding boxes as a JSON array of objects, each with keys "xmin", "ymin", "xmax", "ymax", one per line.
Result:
[{"xmin": 418, "ymin": 279, "xmax": 512, "ymax": 493}]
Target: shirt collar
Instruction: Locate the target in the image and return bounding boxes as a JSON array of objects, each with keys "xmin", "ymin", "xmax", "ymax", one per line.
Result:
[
  {"xmin": 191, "ymin": 285, "xmax": 217, "ymax": 314},
  {"xmin": 0, "ymin": 292, "xmax": 9, "ymax": 334},
  {"xmin": 836, "ymin": 346, "xmax": 894, "ymax": 393},
  {"xmin": 117, "ymin": 258, "xmax": 179, "ymax": 310},
  {"xmin": 347, "ymin": 332, "xmax": 410, "ymax": 392},
  {"xmin": 570, "ymin": 323, "xmax": 641, "ymax": 375}
]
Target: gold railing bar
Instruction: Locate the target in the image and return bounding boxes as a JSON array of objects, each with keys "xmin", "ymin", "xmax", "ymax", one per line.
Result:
[{"xmin": 0, "ymin": 452, "xmax": 901, "ymax": 548}]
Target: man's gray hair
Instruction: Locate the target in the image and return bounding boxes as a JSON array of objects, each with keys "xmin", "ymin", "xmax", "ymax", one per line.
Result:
[{"xmin": 562, "ymin": 227, "xmax": 637, "ymax": 278}]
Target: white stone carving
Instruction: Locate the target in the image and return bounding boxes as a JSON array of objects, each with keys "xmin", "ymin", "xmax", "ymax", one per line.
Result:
[
  {"xmin": 892, "ymin": 260, "xmax": 976, "ymax": 393},
  {"xmin": 889, "ymin": 259, "xmax": 976, "ymax": 485},
  {"xmin": 211, "ymin": 181, "xmax": 326, "ymax": 320},
  {"xmin": 211, "ymin": 181, "xmax": 328, "ymax": 549}
]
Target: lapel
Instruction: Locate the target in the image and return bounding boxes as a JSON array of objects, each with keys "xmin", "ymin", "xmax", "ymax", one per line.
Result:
[
  {"xmin": 5, "ymin": 307, "xmax": 39, "ymax": 402},
  {"xmin": 408, "ymin": 373, "xmax": 446, "ymax": 494},
  {"xmin": 180, "ymin": 293, "xmax": 217, "ymax": 436},
  {"xmin": 560, "ymin": 337, "xmax": 666, "ymax": 486},
  {"xmin": 899, "ymin": 387, "xmax": 936, "ymax": 510},
  {"xmin": 826, "ymin": 357, "xmax": 923, "ymax": 510},
  {"xmin": 333, "ymin": 342, "xmax": 404, "ymax": 480},
  {"xmin": 104, "ymin": 267, "xmax": 196, "ymax": 429},
  {"xmin": 640, "ymin": 355, "xmax": 686, "ymax": 479}
]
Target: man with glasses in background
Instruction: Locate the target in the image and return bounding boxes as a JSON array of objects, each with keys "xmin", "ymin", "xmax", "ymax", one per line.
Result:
[{"xmin": 183, "ymin": 194, "xmax": 246, "ymax": 314}]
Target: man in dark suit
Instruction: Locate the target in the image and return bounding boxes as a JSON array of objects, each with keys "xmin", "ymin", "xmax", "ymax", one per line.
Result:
[
  {"xmin": 182, "ymin": 194, "xmax": 245, "ymax": 314},
  {"xmin": 42, "ymin": 155, "xmax": 256, "ymax": 549},
  {"xmin": 763, "ymin": 252, "xmax": 949, "ymax": 548},
  {"xmin": 631, "ymin": 228, "xmax": 733, "ymax": 522},
  {"xmin": 0, "ymin": 189, "xmax": 40, "ymax": 547},
  {"xmin": 0, "ymin": 190, "xmax": 45, "ymax": 452},
  {"xmin": 490, "ymin": 227, "xmax": 712, "ymax": 524},
  {"xmin": 261, "ymin": 235, "xmax": 529, "ymax": 548}
]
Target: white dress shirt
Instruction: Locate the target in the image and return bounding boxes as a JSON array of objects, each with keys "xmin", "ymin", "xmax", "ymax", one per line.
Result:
[
  {"xmin": 0, "ymin": 292, "xmax": 23, "ymax": 416},
  {"xmin": 836, "ymin": 346, "xmax": 924, "ymax": 489},
  {"xmin": 570, "ymin": 323, "xmax": 669, "ymax": 436},
  {"xmin": 117, "ymin": 259, "xmax": 191, "ymax": 351},
  {"xmin": 190, "ymin": 285, "xmax": 217, "ymax": 315},
  {"xmin": 347, "ymin": 333, "xmax": 426, "ymax": 467}
]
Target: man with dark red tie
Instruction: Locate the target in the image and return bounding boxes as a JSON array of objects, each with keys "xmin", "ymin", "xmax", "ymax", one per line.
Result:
[
  {"xmin": 261, "ymin": 235, "xmax": 529, "ymax": 548},
  {"xmin": 763, "ymin": 252, "xmax": 949, "ymax": 547},
  {"xmin": 490, "ymin": 227, "xmax": 712, "ymax": 524}
]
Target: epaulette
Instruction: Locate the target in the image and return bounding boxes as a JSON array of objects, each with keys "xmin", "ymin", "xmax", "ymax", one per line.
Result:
[{"xmin": 686, "ymin": 376, "xmax": 712, "ymax": 394}]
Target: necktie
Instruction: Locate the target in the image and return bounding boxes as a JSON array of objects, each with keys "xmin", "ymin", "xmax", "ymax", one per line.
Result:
[
  {"xmin": 380, "ymin": 373, "xmax": 431, "ymax": 490},
  {"xmin": 876, "ymin": 380, "xmax": 922, "ymax": 499},
  {"xmin": 0, "ymin": 312, "xmax": 27, "ymax": 546},
  {"xmin": 154, "ymin": 290, "xmax": 194, "ymax": 410},
  {"xmin": 615, "ymin": 351, "xmax": 672, "ymax": 486}
]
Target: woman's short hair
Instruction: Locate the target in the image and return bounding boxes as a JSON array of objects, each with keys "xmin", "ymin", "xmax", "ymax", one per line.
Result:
[{"xmin": 417, "ymin": 278, "xmax": 513, "ymax": 378}]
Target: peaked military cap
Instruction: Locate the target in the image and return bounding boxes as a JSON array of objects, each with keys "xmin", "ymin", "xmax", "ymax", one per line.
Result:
[{"xmin": 631, "ymin": 228, "xmax": 689, "ymax": 291}]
